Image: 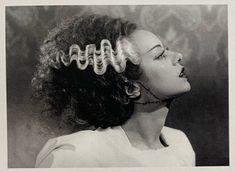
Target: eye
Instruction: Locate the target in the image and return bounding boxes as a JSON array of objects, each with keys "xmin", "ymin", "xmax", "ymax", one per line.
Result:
[{"xmin": 154, "ymin": 48, "xmax": 167, "ymax": 60}]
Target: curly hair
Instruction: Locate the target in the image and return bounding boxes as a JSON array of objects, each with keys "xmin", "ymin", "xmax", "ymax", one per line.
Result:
[{"xmin": 32, "ymin": 15, "xmax": 141, "ymax": 129}]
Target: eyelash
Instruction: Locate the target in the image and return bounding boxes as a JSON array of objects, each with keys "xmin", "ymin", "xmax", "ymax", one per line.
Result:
[{"xmin": 154, "ymin": 47, "xmax": 169, "ymax": 60}]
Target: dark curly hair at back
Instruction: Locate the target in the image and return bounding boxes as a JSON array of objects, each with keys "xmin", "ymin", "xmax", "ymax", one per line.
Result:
[{"xmin": 32, "ymin": 14, "xmax": 141, "ymax": 129}]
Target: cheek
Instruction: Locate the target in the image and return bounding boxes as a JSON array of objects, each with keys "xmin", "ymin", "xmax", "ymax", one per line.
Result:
[
  {"xmin": 141, "ymin": 63, "xmax": 190, "ymax": 98},
  {"xmin": 142, "ymin": 61, "xmax": 168, "ymax": 78},
  {"xmin": 141, "ymin": 63, "xmax": 172, "ymax": 95},
  {"xmin": 142, "ymin": 62, "xmax": 172, "ymax": 84}
]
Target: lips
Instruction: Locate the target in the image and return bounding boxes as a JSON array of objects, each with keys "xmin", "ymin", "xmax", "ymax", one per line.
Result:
[{"xmin": 179, "ymin": 67, "xmax": 187, "ymax": 78}]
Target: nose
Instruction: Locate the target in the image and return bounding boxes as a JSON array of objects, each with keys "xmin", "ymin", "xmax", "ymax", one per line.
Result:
[{"xmin": 171, "ymin": 52, "xmax": 183, "ymax": 66}]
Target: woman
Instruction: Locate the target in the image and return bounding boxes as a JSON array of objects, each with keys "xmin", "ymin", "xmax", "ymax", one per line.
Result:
[{"xmin": 33, "ymin": 14, "xmax": 195, "ymax": 167}]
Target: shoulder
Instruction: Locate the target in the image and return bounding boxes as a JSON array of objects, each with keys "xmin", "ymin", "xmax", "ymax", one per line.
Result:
[
  {"xmin": 162, "ymin": 126, "xmax": 189, "ymax": 142},
  {"xmin": 162, "ymin": 126, "xmax": 196, "ymax": 166},
  {"xmin": 35, "ymin": 129, "xmax": 108, "ymax": 167},
  {"xmin": 162, "ymin": 126, "xmax": 193, "ymax": 148}
]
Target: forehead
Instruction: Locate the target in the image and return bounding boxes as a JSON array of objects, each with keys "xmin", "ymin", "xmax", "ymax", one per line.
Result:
[{"xmin": 129, "ymin": 30, "xmax": 163, "ymax": 54}]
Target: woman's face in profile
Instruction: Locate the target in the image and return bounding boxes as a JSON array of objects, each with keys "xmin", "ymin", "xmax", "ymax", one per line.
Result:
[{"xmin": 130, "ymin": 30, "xmax": 191, "ymax": 100}]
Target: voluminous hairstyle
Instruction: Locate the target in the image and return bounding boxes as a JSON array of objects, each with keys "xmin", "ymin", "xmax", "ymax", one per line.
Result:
[{"xmin": 32, "ymin": 15, "xmax": 141, "ymax": 129}]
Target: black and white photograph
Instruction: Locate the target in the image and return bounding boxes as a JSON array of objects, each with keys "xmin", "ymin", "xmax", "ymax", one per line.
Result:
[{"xmin": 1, "ymin": 0, "xmax": 233, "ymax": 171}]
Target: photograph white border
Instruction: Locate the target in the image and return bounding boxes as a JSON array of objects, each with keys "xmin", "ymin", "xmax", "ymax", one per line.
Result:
[{"xmin": 0, "ymin": 0, "xmax": 234, "ymax": 172}]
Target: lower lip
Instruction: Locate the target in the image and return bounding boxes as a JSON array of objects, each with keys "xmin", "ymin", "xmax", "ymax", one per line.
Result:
[{"xmin": 179, "ymin": 74, "xmax": 188, "ymax": 79}]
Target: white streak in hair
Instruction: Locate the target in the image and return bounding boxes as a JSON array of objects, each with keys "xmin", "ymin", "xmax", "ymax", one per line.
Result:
[{"xmin": 50, "ymin": 37, "xmax": 141, "ymax": 75}]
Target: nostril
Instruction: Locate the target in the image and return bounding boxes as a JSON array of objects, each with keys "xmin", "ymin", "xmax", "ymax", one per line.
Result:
[
  {"xmin": 172, "ymin": 52, "xmax": 183, "ymax": 65},
  {"xmin": 177, "ymin": 53, "xmax": 183, "ymax": 62}
]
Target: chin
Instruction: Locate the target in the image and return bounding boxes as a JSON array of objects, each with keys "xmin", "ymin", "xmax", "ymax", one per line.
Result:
[
  {"xmin": 178, "ymin": 82, "xmax": 191, "ymax": 95},
  {"xmin": 184, "ymin": 81, "xmax": 191, "ymax": 92}
]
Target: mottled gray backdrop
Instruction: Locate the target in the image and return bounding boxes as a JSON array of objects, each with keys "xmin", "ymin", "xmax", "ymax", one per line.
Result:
[{"xmin": 6, "ymin": 5, "xmax": 228, "ymax": 167}]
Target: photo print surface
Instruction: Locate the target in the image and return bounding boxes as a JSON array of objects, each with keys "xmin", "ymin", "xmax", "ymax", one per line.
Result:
[{"xmin": 6, "ymin": 5, "xmax": 228, "ymax": 167}]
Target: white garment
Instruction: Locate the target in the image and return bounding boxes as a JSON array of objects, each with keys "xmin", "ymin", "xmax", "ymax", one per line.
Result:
[{"xmin": 35, "ymin": 126, "xmax": 195, "ymax": 167}]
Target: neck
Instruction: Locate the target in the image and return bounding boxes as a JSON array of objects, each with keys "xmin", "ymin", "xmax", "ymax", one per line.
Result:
[{"xmin": 122, "ymin": 105, "xmax": 169, "ymax": 150}]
